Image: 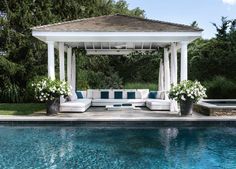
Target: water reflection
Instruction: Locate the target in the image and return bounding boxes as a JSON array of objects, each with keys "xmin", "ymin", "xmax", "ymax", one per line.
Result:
[{"xmin": 159, "ymin": 128, "xmax": 179, "ymax": 155}]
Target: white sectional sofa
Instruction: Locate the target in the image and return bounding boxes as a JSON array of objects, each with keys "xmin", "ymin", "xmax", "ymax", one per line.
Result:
[{"xmin": 60, "ymin": 89, "xmax": 170, "ymax": 112}]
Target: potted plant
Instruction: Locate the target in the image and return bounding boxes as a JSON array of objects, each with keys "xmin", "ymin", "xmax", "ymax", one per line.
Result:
[
  {"xmin": 32, "ymin": 77, "xmax": 71, "ymax": 115},
  {"xmin": 169, "ymin": 80, "xmax": 207, "ymax": 116}
]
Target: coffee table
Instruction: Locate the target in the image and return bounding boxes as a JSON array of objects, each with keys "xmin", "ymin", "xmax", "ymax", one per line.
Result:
[{"xmin": 106, "ymin": 104, "xmax": 136, "ymax": 111}]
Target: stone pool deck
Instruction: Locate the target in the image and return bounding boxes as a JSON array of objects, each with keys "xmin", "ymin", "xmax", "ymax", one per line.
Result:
[{"xmin": 0, "ymin": 107, "xmax": 236, "ymax": 126}]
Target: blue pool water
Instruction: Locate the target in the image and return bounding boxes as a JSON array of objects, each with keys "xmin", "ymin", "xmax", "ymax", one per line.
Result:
[{"xmin": 0, "ymin": 127, "xmax": 236, "ymax": 169}]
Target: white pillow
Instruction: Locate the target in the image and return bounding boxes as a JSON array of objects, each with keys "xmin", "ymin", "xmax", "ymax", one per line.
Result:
[
  {"xmin": 137, "ymin": 89, "xmax": 149, "ymax": 99},
  {"xmin": 157, "ymin": 91, "xmax": 165, "ymax": 99},
  {"xmin": 92, "ymin": 90, "xmax": 100, "ymax": 99},
  {"xmin": 87, "ymin": 89, "xmax": 93, "ymax": 99}
]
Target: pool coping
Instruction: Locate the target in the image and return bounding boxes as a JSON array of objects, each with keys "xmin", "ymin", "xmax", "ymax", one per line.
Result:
[{"xmin": 1, "ymin": 115, "xmax": 236, "ymax": 127}]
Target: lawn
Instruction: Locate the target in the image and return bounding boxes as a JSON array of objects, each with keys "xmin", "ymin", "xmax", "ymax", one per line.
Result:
[{"xmin": 0, "ymin": 103, "xmax": 45, "ymax": 115}]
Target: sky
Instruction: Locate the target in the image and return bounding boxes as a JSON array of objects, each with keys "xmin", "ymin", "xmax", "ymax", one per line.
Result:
[{"xmin": 126, "ymin": 0, "xmax": 236, "ymax": 39}]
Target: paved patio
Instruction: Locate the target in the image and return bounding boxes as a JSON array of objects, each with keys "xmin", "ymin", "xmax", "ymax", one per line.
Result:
[{"xmin": 1, "ymin": 107, "xmax": 236, "ymax": 122}]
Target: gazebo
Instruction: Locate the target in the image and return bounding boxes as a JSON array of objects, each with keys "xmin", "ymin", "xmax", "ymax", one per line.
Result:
[{"xmin": 32, "ymin": 14, "xmax": 202, "ymax": 111}]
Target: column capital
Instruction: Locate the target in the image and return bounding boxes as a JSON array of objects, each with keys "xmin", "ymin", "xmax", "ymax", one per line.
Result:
[
  {"xmin": 180, "ymin": 41, "xmax": 189, "ymax": 46},
  {"xmin": 164, "ymin": 48, "xmax": 168, "ymax": 53},
  {"xmin": 46, "ymin": 41, "xmax": 55, "ymax": 45}
]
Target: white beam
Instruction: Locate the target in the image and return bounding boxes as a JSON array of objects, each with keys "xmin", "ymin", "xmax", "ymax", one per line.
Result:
[
  {"xmin": 47, "ymin": 41, "xmax": 55, "ymax": 80},
  {"xmin": 180, "ymin": 41, "xmax": 188, "ymax": 81},
  {"xmin": 59, "ymin": 42, "xmax": 65, "ymax": 81},
  {"xmin": 67, "ymin": 47, "xmax": 72, "ymax": 85},
  {"xmin": 32, "ymin": 31, "xmax": 202, "ymax": 43},
  {"xmin": 86, "ymin": 49, "xmax": 156, "ymax": 55}
]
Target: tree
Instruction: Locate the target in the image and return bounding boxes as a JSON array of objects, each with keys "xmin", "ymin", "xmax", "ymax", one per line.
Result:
[
  {"xmin": 0, "ymin": 0, "xmax": 145, "ymax": 102},
  {"xmin": 190, "ymin": 21, "xmax": 199, "ymax": 29}
]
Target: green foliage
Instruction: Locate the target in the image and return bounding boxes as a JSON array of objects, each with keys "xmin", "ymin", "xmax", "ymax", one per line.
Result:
[
  {"xmin": 189, "ymin": 18, "xmax": 236, "ymax": 82},
  {"xmin": 0, "ymin": 83, "xmax": 22, "ymax": 103},
  {"xmin": 0, "ymin": 0, "xmax": 145, "ymax": 102},
  {"xmin": 124, "ymin": 82, "xmax": 157, "ymax": 90},
  {"xmin": 204, "ymin": 76, "xmax": 236, "ymax": 99},
  {"xmin": 1, "ymin": 0, "xmax": 236, "ymax": 101},
  {"xmin": 120, "ymin": 51, "xmax": 161, "ymax": 83}
]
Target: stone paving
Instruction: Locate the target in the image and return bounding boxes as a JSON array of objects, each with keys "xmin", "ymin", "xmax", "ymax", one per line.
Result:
[{"xmin": 0, "ymin": 107, "xmax": 236, "ymax": 122}]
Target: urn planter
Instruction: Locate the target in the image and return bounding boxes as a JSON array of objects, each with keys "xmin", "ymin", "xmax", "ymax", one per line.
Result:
[
  {"xmin": 180, "ymin": 98, "xmax": 193, "ymax": 116},
  {"xmin": 46, "ymin": 98, "xmax": 60, "ymax": 115}
]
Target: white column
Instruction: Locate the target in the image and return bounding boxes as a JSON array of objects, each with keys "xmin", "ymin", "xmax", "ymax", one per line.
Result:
[
  {"xmin": 67, "ymin": 47, "xmax": 72, "ymax": 85},
  {"xmin": 59, "ymin": 42, "xmax": 65, "ymax": 81},
  {"xmin": 47, "ymin": 41, "xmax": 55, "ymax": 80},
  {"xmin": 170, "ymin": 43, "xmax": 177, "ymax": 85},
  {"xmin": 180, "ymin": 41, "xmax": 188, "ymax": 81},
  {"xmin": 164, "ymin": 48, "xmax": 170, "ymax": 100},
  {"xmin": 71, "ymin": 52, "xmax": 76, "ymax": 91}
]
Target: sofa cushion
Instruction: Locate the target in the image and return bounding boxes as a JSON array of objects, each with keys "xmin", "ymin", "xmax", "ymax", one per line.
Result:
[
  {"xmin": 92, "ymin": 90, "xmax": 100, "ymax": 99},
  {"xmin": 61, "ymin": 99, "xmax": 91, "ymax": 107},
  {"xmin": 146, "ymin": 99, "xmax": 170, "ymax": 106},
  {"xmin": 101, "ymin": 91, "xmax": 109, "ymax": 99},
  {"xmin": 76, "ymin": 91, "xmax": 83, "ymax": 99},
  {"xmin": 87, "ymin": 89, "xmax": 93, "ymax": 99},
  {"xmin": 114, "ymin": 91, "xmax": 123, "ymax": 99},
  {"xmin": 137, "ymin": 89, "xmax": 149, "ymax": 99},
  {"xmin": 157, "ymin": 91, "xmax": 165, "ymax": 99},
  {"xmin": 127, "ymin": 92, "xmax": 135, "ymax": 99},
  {"xmin": 92, "ymin": 99, "xmax": 145, "ymax": 104},
  {"xmin": 148, "ymin": 91, "xmax": 157, "ymax": 99}
]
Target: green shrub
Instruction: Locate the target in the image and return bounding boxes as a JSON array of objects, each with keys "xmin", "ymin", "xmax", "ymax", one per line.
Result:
[
  {"xmin": 76, "ymin": 70, "xmax": 90, "ymax": 90},
  {"xmin": 204, "ymin": 76, "xmax": 236, "ymax": 99},
  {"xmin": 87, "ymin": 71, "xmax": 123, "ymax": 89},
  {"xmin": 124, "ymin": 82, "xmax": 157, "ymax": 90},
  {"xmin": 0, "ymin": 83, "xmax": 22, "ymax": 103}
]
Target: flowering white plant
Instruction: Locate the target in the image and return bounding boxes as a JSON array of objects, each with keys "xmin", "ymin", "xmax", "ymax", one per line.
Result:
[
  {"xmin": 31, "ymin": 77, "xmax": 71, "ymax": 102},
  {"xmin": 169, "ymin": 80, "xmax": 207, "ymax": 102}
]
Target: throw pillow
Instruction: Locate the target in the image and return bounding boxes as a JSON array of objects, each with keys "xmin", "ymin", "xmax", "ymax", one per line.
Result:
[
  {"xmin": 127, "ymin": 92, "xmax": 135, "ymax": 99},
  {"xmin": 101, "ymin": 91, "xmax": 109, "ymax": 99},
  {"xmin": 76, "ymin": 91, "xmax": 83, "ymax": 99},
  {"xmin": 148, "ymin": 91, "xmax": 157, "ymax": 99},
  {"xmin": 114, "ymin": 91, "xmax": 123, "ymax": 99}
]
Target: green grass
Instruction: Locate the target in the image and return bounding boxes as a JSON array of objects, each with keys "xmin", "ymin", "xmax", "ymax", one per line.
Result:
[
  {"xmin": 124, "ymin": 82, "xmax": 157, "ymax": 91},
  {"xmin": 0, "ymin": 103, "xmax": 45, "ymax": 115}
]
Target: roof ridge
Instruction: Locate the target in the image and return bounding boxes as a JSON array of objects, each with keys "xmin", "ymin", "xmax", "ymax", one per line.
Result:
[{"xmin": 116, "ymin": 14, "xmax": 203, "ymax": 31}]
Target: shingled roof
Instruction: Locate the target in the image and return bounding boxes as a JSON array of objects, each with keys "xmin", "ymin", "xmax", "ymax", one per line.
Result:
[{"xmin": 32, "ymin": 14, "xmax": 202, "ymax": 32}]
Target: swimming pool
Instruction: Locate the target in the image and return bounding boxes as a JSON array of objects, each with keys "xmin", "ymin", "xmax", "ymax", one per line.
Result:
[{"xmin": 0, "ymin": 126, "xmax": 236, "ymax": 169}]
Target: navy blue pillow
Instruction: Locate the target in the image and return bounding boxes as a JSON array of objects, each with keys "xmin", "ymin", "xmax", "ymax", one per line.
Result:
[
  {"xmin": 101, "ymin": 91, "xmax": 109, "ymax": 99},
  {"xmin": 127, "ymin": 92, "xmax": 135, "ymax": 99},
  {"xmin": 148, "ymin": 91, "xmax": 157, "ymax": 99},
  {"xmin": 76, "ymin": 91, "xmax": 83, "ymax": 99},
  {"xmin": 114, "ymin": 91, "xmax": 123, "ymax": 99}
]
